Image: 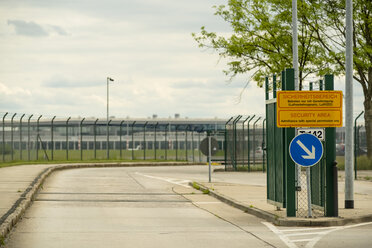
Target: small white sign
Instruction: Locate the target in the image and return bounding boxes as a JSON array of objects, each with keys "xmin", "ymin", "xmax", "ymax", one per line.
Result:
[{"xmin": 296, "ymin": 128, "xmax": 325, "ymax": 141}]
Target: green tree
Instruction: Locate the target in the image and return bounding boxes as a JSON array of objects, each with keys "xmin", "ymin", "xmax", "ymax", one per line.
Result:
[{"xmin": 193, "ymin": 0, "xmax": 372, "ymax": 158}]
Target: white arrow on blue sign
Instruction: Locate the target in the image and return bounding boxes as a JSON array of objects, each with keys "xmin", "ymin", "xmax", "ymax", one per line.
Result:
[{"xmin": 289, "ymin": 133, "xmax": 323, "ymax": 167}]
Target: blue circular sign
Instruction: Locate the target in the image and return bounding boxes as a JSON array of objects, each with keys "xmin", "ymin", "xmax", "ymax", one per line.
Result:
[{"xmin": 289, "ymin": 133, "xmax": 323, "ymax": 167}]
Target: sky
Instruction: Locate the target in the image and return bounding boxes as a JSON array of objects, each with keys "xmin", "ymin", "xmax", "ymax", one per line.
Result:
[{"xmin": 0, "ymin": 0, "xmax": 366, "ymax": 123}]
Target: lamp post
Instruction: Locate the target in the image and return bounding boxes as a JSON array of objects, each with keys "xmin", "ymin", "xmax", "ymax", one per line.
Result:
[{"xmin": 107, "ymin": 77, "xmax": 114, "ymax": 160}]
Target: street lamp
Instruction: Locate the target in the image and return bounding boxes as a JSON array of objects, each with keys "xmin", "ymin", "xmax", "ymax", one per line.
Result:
[{"xmin": 107, "ymin": 77, "xmax": 114, "ymax": 159}]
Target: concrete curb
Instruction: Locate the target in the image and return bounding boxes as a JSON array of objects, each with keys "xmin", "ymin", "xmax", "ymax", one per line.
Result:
[
  {"xmin": 0, "ymin": 162, "xmax": 201, "ymax": 243},
  {"xmin": 191, "ymin": 182, "xmax": 372, "ymax": 227}
]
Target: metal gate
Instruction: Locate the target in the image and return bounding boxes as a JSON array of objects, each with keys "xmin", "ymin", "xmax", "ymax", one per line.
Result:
[{"xmin": 265, "ymin": 68, "xmax": 337, "ymax": 217}]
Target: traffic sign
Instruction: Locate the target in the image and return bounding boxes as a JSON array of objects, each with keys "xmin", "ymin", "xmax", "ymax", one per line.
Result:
[
  {"xmin": 296, "ymin": 128, "xmax": 325, "ymax": 141},
  {"xmin": 277, "ymin": 91, "xmax": 343, "ymax": 127},
  {"xmin": 200, "ymin": 137, "xmax": 218, "ymax": 156},
  {"xmin": 289, "ymin": 133, "xmax": 323, "ymax": 167}
]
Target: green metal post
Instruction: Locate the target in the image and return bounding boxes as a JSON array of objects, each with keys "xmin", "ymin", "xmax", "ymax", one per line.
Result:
[
  {"xmin": 265, "ymin": 76, "xmax": 269, "ymax": 100},
  {"xmin": 262, "ymin": 118, "xmax": 266, "ymax": 172},
  {"xmin": 80, "ymin": 118, "xmax": 85, "ymax": 160},
  {"xmin": 233, "ymin": 115, "xmax": 242, "ymax": 170},
  {"xmin": 36, "ymin": 115, "xmax": 42, "ymax": 160},
  {"xmin": 107, "ymin": 119, "xmax": 112, "ymax": 159},
  {"xmin": 144, "ymin": 121, "xmax": 148, "ymax": 160},
  {"xmin": 154, "ymin": 122, "xmax": 158, "ymax": 160},
  {"xmin": 242, "ymin": 116, "xmax": 250, "ymax": 168},
  {"xmin": 94, "ymin": 119, "xmax": 98, "ymax": 159},
  {"xmin": 120, "ymin": 121, "xmax": 124, "ymax": 159},
  {"xmin": 198, "ymin": 129, "xmax": 201, "ymax": 162},
  {"xmin": 224, "ymin": 117, "xmax": 233, "ymax": 170},
  {"xmin": 132, "ymin": 121, "xmax": 136, "ymax": 160},
  {"xmin": 20, "ymin": 114, "xmax": 25, "ymax": 160},
  {"xmin": 175, "ymin": 125, "xmax": 179, "ymax": 161},
  {"xmin": 191, "ymin": 126, "xmax": 195, "ymax": 162},
  {"xmin": 284, "ymin": 68, "xmax": 296, "ymax": 217},
  {"xmin": 273, "ymin": 74, "xmax": 277, "ymax": 98},
  {"xmin": 325, "ymin": 74, "xmax": 337, "ymax": 217},
  {"xmin": 165, "ymin": 123, "xmax": 169, "ymax": 160},
  {"xmin": 66, "ymin": 117, "xmax": 71, "ymax": 160},
  {"xmin": 253, "ymin": 117, "xmax": 261, "ymax": 167},
  {"xmin": 185, "ymin": 125, "xmax": 189, "ymax": 161},
  {"xmin": 51, "ymin": 116, "xmax": 56, "ymax": 160},
  {"xmin": 319, "ymin": 79, "xmax": 324, "ymax": 91},
  {"xmin": 27, "ymin": 114, "xmax": 33, "ymax": 161},
  {"xmin": 354, "ymin": 111, "xmax": 364, "ymax": 179},
  {"xmin": 2, "ymin": 112, "xmax": 8, "ymax": 162},
  {"xmin": 247, "ymin": 115, "xmax": 255, "ymax": 171},
  {"xmin": 10, "ymin": 113, "xmax": 16, "ymax": 161}
]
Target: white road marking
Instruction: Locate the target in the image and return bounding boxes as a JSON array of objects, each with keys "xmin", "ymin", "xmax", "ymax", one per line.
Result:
[
  {"xmin": 135, "ymin": 172, "xmax": 191, "ymax": 188},
  {"xmin": 263, "ymin": 221, "xmax": 372, "ymax": 248}
]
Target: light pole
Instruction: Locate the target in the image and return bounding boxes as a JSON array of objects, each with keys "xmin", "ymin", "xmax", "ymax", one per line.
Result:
[{"xmin": 107, "ymin": 77, "xmax": 114, "ymax": 160}]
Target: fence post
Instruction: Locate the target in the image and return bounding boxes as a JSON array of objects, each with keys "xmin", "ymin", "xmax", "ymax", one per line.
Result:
[
  {"xmin": 165, "ymin": 123, "xmax": 169, "ymax": 160},
  {"xmin": 36, "ymin": 115, "xmax": 42, "ymax": 160},
  {"xmin": 354, "ymin": 111, "xmax": 364, "ymax": 179},
  {"xmin": 27, "ymin": 114, "xmax": 33, "ymax": 161},
  {"xmin": 120, "ymin": 120, "xmax": 124, "ymax": 159},
  {"xmin": 283, "ymin": 68, "xmax": 296, "ymax": 217},
  {"xmin": 242, "ymin": 116, "xmax": 250, "ymax": 168},
  {"xmin": 80, "ymin": 118, "xmax": 85, "ymax": 160},
  {"xmin": 143, "ymin": 122, "xmax": 148, "ymax": 160},
  {"xmin": 132, "ymin": 121, "xmax": 136, "ymax": 160},
  {"xmin": 324, "ymin": 74, "xmax": 337, "ymax": 217},
  {"xmin": 175, "ymin": 125, "xmax": 179, "ymax": 161},
  {"xmin": 191, "ymin": 126, "xmax": 195, "ymax": 162},
  {"xmin": 233, "ymin": 115, "xmax": 242, "ymax": 170},
  {"xmin": 253, "ymin": 117, "xmax": 262, "ymax": 167},
  {"xmin": 10, "ymin": 113, "xmax": 16, "ymax": 161},
  {"xmin": 2, "ymin": 112, "xmax": 8, "ymax": 162},
  {"xmin": 154, "ymin": 122, "xmax": 158, "ymax": 160},
  {"xmin": 51, "ymin": 116, "xmax": 56, "ymax": 160},
  {"xmin": 198, "ymin": 129, "xmax": 202, "ymax": 163},
  {"xmin": 20, "ymin": 114, "xmax": 25, "ymax": 160},
  {"xmin": 262, "ymin": 118, "xmax": 266, "ymax": 172},
  {"xmin": 107, "ymin": 119, "xmax": 112, "ymax": 160},
  {"xmin": 185, "ymin": 125, "xmax": 189, "ymax": 161},
  {"xmin": 66, "ymin": 117, "xmax": 71, "ymax": 160},
  {"xmin": 224, "ymin": 117, "xmax": 233, "ymax": 170},
  {"xmin": 247, "ymin": 115, "xmax": 256, "ymax": 171},
  {"xmin": 94, "ymin": 119, "xmax": 98, "ymax": 159}
]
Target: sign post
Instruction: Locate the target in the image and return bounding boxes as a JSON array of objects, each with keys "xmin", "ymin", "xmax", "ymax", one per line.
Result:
[
  {"xmin": 200, "ymin": 134, "xmax": 218, "ymax": 183},
  {"xmin": 290, "ymin": 133, "xmax": 324, "ymax": 217}
]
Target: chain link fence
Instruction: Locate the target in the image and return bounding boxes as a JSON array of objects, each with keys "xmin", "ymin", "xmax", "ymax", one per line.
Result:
[
  {"xmin": 224, "ymin": 115, "xmax": 266, "ymax": 171},
  {"xmin": 0, "ymin": 112, "xmax": 226, "ymax": 163}
]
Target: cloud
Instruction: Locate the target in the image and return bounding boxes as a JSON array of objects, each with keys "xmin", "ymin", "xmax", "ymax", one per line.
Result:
[
  {"xmin": 49, "ymin": 25, "xmax": 68, "ymax": 36},
  {"xmin": 7, "ymin": 20, "xmax": 48, "ymax": 37},
  {"xmin": 7, "ymin": 19, "xmax": 68, "ymax": 37},
  {"xmin": 42, "ymin": 76, "xmax": 102, "ymax": 88}
]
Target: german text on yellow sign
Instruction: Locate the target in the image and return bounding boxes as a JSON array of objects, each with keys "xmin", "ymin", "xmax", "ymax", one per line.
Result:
[{"xmin": 277, "ymin": 91, "xmax": 343, "ymax": 127}]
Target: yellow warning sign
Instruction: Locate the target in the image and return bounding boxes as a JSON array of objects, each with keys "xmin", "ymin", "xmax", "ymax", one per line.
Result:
[{"xmin": 277, "ymin": 91, "xmax": 343, "ymax": 127}]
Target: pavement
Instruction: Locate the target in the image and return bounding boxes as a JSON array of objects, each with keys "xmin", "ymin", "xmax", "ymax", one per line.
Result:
[
  {"xmin": 192, "ymin": 170, "xmax": 372, "ymax": 227},
  {"xmin": 1, "ymin": 163, "xmax": 372, "ymax": 243},
  {"xmin": 0, "ymin": 162, "xmax": 197, "ymax": 241}
]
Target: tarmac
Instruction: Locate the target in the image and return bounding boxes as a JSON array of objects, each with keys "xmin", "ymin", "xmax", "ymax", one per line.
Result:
[{"xmin": 1, "ymin": 163, "xmax": 372, "ymax": 241}]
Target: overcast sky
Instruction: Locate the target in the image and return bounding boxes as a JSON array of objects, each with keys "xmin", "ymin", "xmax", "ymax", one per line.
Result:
[{"xmin": 0, "ymin": 0, "xmax": 365, "ymax": 122}]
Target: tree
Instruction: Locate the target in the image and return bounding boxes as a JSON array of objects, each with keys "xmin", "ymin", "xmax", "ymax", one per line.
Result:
[
  {"xmin": 303, "ymin": 0, "xmax": 372, "ymax": 158},
  {"xmin": 193, "ymin": 0, "xmax": 372, "ymax": 158}
]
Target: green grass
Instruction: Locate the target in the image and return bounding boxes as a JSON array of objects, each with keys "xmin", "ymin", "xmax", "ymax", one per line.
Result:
[
  {"xmin": 336, "ymin": 156, "xmax": 372, "ymax": 170},
  {"xmin": 227, "ymin": 164, "xmax": 265, "ymax": 172},
  {"xmin": 0, "ymin": 149, "xmax": 207, "ymax": 168}
]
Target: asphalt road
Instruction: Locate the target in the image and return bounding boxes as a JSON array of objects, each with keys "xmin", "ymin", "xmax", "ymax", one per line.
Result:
[{"xmin": 4, "ymin": 166, "xmax": 372, "ymax": 248}]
